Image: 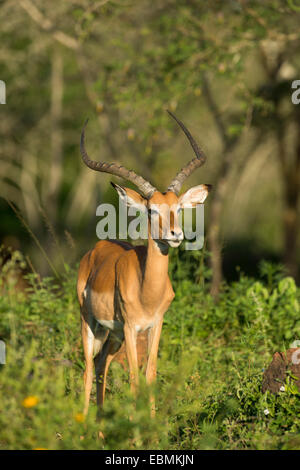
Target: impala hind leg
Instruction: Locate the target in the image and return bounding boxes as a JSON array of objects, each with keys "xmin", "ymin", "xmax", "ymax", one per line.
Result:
[{"xmin": 94, "ymin": 333, "xmax": 122, "ymax": 415}]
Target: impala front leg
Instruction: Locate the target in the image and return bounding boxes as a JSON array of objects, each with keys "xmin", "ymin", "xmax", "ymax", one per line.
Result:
[
  {"xmin": 124, "ymin": 324, "xmax": 139, "ymax": 396},
  {"xmin": 81, "ymin": 311, "xmax": 95, "ymax": 416},
  {"xmin": 146, "ymin": 318, "xmax": 163, "ymax": 417}
]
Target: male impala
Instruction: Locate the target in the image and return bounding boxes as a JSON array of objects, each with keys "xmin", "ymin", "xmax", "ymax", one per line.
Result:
[{"xmin": 77, "ymin": 111, "xmax": 211, "ymax": 416}]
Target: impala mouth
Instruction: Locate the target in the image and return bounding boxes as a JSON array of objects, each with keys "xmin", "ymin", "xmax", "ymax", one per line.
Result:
[
  {"xmin": 166, "ymin": 239, "xmax": 183, "ymax": 248},
  {"xmin": 154, "ymin": 238, "xmax": 183, "ymax": 248},
  {"xmin": 160, "ymin": 232, "xmax": 184, "ymax": 247}
]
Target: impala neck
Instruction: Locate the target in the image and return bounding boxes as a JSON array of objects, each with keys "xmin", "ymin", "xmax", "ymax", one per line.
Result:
[{"xmin": 141, "ymin": 226, "xmax": 170, "ymax": 306}]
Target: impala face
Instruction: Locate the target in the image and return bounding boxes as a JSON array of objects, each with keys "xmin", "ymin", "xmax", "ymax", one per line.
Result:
[
  {"xmin": 148, "ymin": 191, "xmax": 184, "ymax": 248},
  {"xmin": 112, "ymin": 183, "xmax": 211, "ymax": 248}
]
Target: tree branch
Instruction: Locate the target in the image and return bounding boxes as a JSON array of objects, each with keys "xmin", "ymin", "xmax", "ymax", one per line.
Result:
[
  {"xmin": 202, "ymin": 74, "xmax": 231, "ymax": 147},
  {"xmin": 19, "ymin": 0, "xmax": 79, "ymax": 50}
]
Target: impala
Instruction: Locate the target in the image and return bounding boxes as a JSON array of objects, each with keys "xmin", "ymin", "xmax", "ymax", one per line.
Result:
[{"xmin": 77, "ymin": 110, "xmax": 211, "ymax": 416}]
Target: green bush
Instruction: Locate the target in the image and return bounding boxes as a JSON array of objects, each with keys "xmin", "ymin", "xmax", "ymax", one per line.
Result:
[{"xmin": 0, "ymin": 254, "xmax": 300, "ymax": 449}]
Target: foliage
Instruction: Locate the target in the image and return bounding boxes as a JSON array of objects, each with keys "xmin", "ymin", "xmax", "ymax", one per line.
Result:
[
  {"xmin": 0, "ymin": 1, "xmax": 300, "ymax": 449},
  {"xmin": 1, "ymin": 253, "xmax": 300, "ymax": 450},
  {"xmin": 1, "ymin": 1, "xmax": 300, "ymax": 275}
]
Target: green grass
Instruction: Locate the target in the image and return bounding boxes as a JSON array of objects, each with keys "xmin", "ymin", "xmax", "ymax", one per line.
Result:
[{"xmin": 1, "ymin": 249, "xmax": 300, "ymax": 450}]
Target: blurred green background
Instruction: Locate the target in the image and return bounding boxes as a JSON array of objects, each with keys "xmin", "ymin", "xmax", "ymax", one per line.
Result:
[{"xmin": 1, "ymin": 0, "xmax": 300, "ymax": 294}]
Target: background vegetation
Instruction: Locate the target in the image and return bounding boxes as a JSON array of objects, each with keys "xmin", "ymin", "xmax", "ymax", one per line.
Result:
[
  {"xmin": 1, "ymin": 0, "xmax": 300, "ymax": 450},
  {"xmin": 1, "ymin": 0, "xmax": 300, "ymax": 290}
]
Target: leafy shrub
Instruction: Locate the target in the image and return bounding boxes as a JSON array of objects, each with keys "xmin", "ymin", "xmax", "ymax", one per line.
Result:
[{"xmin": 0, "ymin": 255, "xmax": 300, "ymax": 449}]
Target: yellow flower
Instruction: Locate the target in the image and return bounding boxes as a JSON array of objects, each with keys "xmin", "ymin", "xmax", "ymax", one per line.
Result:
[
  {"xmin": 74, "ymin": 413, "xmax": 85, "ymax": 423},
  {"xmin": 33, "ymin": 448, "xmax": 47, "ymax": 450},
  {"xmin": 22, "ymin": 395, "xmax": 39, "ymax": 408}
]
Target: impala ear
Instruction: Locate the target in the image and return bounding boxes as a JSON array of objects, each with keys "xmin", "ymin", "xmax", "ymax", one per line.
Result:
[
  {"xmin": 179, "ymin": 184, "xmax": 212, "ymax": 208},
  {"xmin": 111, "ymin": 182, "xmax": 147, "ymax": 212}
]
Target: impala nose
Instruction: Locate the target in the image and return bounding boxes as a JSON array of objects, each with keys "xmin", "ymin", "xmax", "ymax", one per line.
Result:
[{"xmin": 170, "ymin": 230, "xmax": 184, "ymax": 241}]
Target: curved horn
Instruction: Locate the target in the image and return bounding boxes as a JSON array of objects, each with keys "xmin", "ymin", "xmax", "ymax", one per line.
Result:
[
  {"xmin": 80, "ymin": 119, "xmax": 157, "ymax": 198},
  {"xmin": 166, "ymin": 110, "xmax": 207, "ymax": 195}
]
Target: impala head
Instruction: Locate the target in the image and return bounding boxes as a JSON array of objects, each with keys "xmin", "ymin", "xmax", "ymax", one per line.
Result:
[{"xmin": 80, "ymin": 110, "xmax": 212, "ymax": 248}]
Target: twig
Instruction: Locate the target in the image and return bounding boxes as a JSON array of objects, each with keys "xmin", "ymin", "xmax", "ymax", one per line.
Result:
[{"xmin": 19, "ymin": 0, "xmax": 79, "ymax": 50}]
